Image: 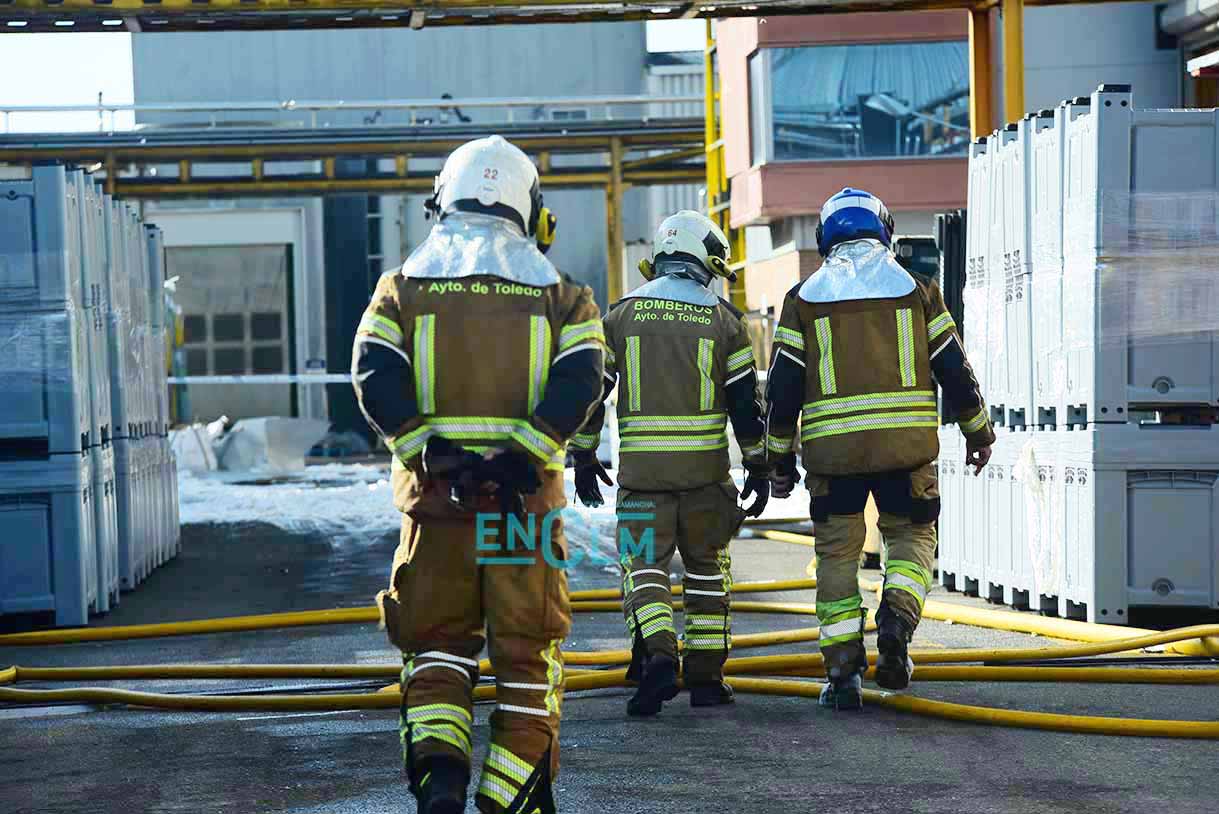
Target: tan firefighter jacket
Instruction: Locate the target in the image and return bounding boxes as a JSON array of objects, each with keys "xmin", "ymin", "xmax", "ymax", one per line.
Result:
[
  {"xmin": 766, "ymin": 239, "xmax": 995, "ymax": 476},
  {"xmin": 351, "ymin": 266, "xmax": 604, "ymax": 518},
  {"xmin": 573, "ymin": 274, "xmax": 766, "ymax": 492}
]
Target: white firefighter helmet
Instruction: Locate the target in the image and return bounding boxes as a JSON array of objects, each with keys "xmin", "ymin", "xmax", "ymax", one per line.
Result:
[
  {"xmin": 427, "ymin": 135, "xmax": 543, "ymax": 235},
  {"xmin": 639, "ymin": 210, "xmax": 734, "ymax": 283}
]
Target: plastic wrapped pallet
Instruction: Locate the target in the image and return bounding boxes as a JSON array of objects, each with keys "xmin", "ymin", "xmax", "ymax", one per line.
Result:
[
  {"xmin": 982, "ymin": 431, "xmax": 1035, "ymax": 610},
  {"xmin": 0, "ymin": 454, "xmax": 97, "ymax": 626},
  {"xmin": 1057, "ymin": 84, "xmax": 1219, "ymax": 425},
  {"xmin": 964, "ymin": 139, "xmax": 992, "ymax": 401},
  {"xmin": 0, "ymin": 166, "xmax": 83, "ymax": 310},
  {"xmin": 936, "ymin": 428, "xmax": 965, "ymax": 590},
  {"xmin": 1023, "ymin": 424, "xmax": 1219, "ymax": 622},
  {"xmin": 74, "ymin": 173, "xmax": 114, "ymax": 451}
]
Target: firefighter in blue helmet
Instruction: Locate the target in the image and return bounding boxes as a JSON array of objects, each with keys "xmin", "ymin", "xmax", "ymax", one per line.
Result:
[{"xmin": 766, "ymin": 188, "xmax": 995, "ymax": 709}]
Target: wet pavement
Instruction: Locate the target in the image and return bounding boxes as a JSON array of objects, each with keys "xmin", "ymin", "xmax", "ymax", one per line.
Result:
[{"xmin": 3, "ymin": 518, "xmax": 1219, "ymax": 813}]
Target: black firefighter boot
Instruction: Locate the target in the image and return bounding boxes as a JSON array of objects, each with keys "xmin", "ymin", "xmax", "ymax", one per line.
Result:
[
  {"xmin": 413, "ymin": 756, "xmax": 469, "ymax": 814},
  {"xmin": 689, "ymin": 680, "xmax": 735, "ymax": 708},
  {"xmin": 627, "ymin": 653, "xmax": 679, "ymax": 717},
  {"xmin": 875, "ymin": 603, "xmax": 916, "ymax": 690},
  {"xmin": 818, "ymin": 646, "xmax": 866, "ymax": 711}
]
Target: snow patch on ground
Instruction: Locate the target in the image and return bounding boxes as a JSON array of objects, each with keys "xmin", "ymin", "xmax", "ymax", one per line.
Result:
[{"xmin": 177, "ymin": 464, "xmax": 811, "ymax": 571}]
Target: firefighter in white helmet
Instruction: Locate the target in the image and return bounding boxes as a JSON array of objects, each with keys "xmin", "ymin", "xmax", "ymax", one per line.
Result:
[
  {"xmin": 572, "ymin": 210, "xmax": 770, "ymax": 717},
  {"xmin": 352, "ymin": 135, "xmax": 603, "ymax": 813}
]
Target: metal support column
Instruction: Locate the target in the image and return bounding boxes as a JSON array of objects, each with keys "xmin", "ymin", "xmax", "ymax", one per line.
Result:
[
  {"xmin": 606, "ymin": 137, "xmax": 624, "ymax": 305},
  {"xmin": 969, "ymin": 7, "xmax": 994, "ymax": 140},
  {"xmin": 1002, "ymin": 0, "xmax": 1026, "ymax": 124}
]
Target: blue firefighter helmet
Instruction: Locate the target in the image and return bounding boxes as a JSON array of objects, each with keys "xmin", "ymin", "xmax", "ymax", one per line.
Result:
[{"xmin": 815, "ymin": 188, "xmax": 895, "ymax": 257}]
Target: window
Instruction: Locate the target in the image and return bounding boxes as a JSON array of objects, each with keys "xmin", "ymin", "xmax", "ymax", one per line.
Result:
[
  {"xmin": 551, "ymin": 108, "xmax": 590, "ymax": 121},
  {"xmin": 751, "ymin": 41, "xmax": 970, "ymax": 162}
]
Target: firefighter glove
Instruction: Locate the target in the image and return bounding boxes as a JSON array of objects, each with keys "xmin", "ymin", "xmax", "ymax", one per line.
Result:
[
  {"xmin": 741, "ymin": 463, "xmax": 771, "ymax": 518},
  {"xmin": 572, "ymin": 448, "xmax": 613, "ymax": 508},
  {"xmin": 770, "ymin": 452, "xmax": 801, "ymax": 499}
]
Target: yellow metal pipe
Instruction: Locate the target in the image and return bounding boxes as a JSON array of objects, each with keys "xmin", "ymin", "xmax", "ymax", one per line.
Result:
[
  {"xmin": 751, "ymin": 529, "xmax": 817, "ymax": 548},
  {"xmin": 606, "ymin": 137, "xmax": 625, "ymax": 304},
  {"xmin": 968, "ymin": 7, "xmax": 994, "ymax": 138},
  {"xmin": 1002, "ymin": 0, "xmax": 1026, "ymax": 123}
]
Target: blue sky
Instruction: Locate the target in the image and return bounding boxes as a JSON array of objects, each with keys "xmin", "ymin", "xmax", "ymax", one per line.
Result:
[{"xmin": 0, "ymin": 21, "xmax": 704, "ymax": 133}]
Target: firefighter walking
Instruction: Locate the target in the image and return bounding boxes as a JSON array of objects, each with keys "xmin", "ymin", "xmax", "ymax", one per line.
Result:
[
  {"xmin": 571, "ymin": 211, "xmax": 770, "ymax": 717},
  {"xmin": 352, "ymin": 135, "xmax": 604, "ymax": 813},
  {"xmin": 765, "ymin": 188, "xmax": 995, "ymax": 710}
]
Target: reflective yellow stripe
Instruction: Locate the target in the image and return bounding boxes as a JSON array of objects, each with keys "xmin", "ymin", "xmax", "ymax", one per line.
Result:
[
  {"xmin": 960, "ymin": 408, "xmax": 988, "ymax": 433},
  {"xmin": 487, "ymin": 744, "xmax": 533, "ymax": 786},
  {"xmin": 897, "ymin": 308, "xmax": 916, "ymax": 387},
  {"xmin": 618, "ymin": 413, "xmax": 726, "ymax": 433},
  {"xmin": 727, "ymin": 346, "xmax": 754, "ymax": 372},
  {"xmin": 558, "ymin": 319, "xmax": 604, "ymax": 351},
  {"xmin": 528, "ymin": 315, "xmax": 551, "ymax": 413},
  {"xmin": 414, "ymin": 314, "xmax": 436, "ymax": 414},
  {"xmin": 803, "ymin": 390, "xmax": 936, "ymax": 419},
  {"xmin": 477, "ymin": 773, "xmax": 517, "ymax": 809},
  {"xmin": 359, "ymin": 313, "xmax": 404, "ymax": 346},
  {"xmin": 814, "ymin": 317, "xmax": 836, "ymax": 395},
  {"xmin": 766, "ymin": 434, "xmax": 794, "ymax": 454},
  {"xmin": 625, "ymin": 335, "xmax": 641, "ymax": 412},
  {"xmin": 802, "ymin": 411, "xmax": 939, "ymax": 441},
  {"xmin": 619, "ymin": 433, "xmax": 728, "ymax": 453},
  {"xmin": 927, "ymin": 311, "xmax": 956, "ymax": 341},
  {"xmin": 410, "ymin": 722, "xmax": 471, "ymax": 754},
  {"xmin": 774, "ymin": 326, "xmax": 805, "ymax": 351},
  {"xmin": 407, "ymin": 705, "xmax": 472, "ymax": 733},
  {"xmin": 389, "ymin": 417, "xmax": 559, "ymax": 463},
  {"xmin": 570, "ymin": 431, "xmax": 600, "ymax": 450},
  {"xmin": 541, "ymin": 638, "xmax": 563, "ymax": 715},
  {"xmin": 697, "ymin": 337, "xmax": 715, "ymax": 410}
]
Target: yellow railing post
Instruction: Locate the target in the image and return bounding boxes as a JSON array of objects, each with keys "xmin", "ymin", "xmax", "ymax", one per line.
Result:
[
  {"xmin": 969, "ymin": 7, "xmax": 994, "ymax": 140},
  {"xmin": 1002, "ymin": 0, "xmax": 1026, "ymax": 124},
  {"xmin": 606, "ymin": 137, "xmax": 624, "ymax": 304}
]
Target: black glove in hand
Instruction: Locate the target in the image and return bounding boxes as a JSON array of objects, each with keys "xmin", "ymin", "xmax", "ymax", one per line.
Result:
[
  {"xmin": 479, "ymin": 447, "xmax": 542, "ymax": 516},
  {"xmin": 572, "ymin": 449, "xmax": 613, "ymax": 508},
  {"xmin": 770, "ymin": 453, "xmax": 801, "ymax": 499},
  {"xmin": 740, "ymin": 466, "xmax": 771, "ymax": 518}
]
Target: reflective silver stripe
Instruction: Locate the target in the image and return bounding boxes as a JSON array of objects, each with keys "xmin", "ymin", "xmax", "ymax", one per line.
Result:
[
  {"xmin": 414, "ymin": 314, "xmax": 436, "ymax": 414},
  {"xmin": 486, "ymin": 746, "xmax": 533, "ymax": 785},
  {"xmin": 552, "ymin": 341, "xmax": 601, "ymax": 365},
  {"xmin": 684, "ymin": 572, "xmax": 724, "ymax": 581},
  {"xmin": 767, "ymin": 434, "xmax": 794, "ymax": 454},
  {"xmin": 885, "ymin": 572, "xmax": 929, "ymax": 601},
  {"xmin": 727, "ymin": 347, "xmax": 754, "ymax": 371},
  {"xmin": 961, "ymin": 409, "xmax": 988, "ymax": 433},
  {"xmin": 408, "ymin": 662, "xmax": 472, "ymax": 681},
  {"xmin": 630, "ymin": 583, "xmax": 671, "ymax": 595},
  {"xmin": 896, "ymin": 308, "xmax": 916, "ymax": 388},
  {"xmin": 803, "ymin": 391, "xmax": 936, "ymax": 419},
  {"xmin": 355, "ymin": 334, "xmax": 411, "ymax": 364},
  {"xmin": 496, "ymin": 703, "xmax": 552, "ymax": 717},
  {"xmin": 927, "ymin": 311, "xmax": 956, "ymax": 341},
  {"xmin": 725, "ymin": 368, "xmax": 752, "ymax": 386},
  {"xmin": 820, "ymin": 617, "xmax": 864, "ymax": 641},
  {"xmin": 930, "ymin": 334, "xmax": 955, "ymax": 360},
  {"xmin": 814, "ymin": 317, "xmax": 836, "ymax": 394},
  {"xmin": 619, "ymin": 434, "xmax": 728, "ymax": 452},
  {"xmin": 773, "ymin": 326, "xmax": 805, "ymax": 351},
  {"xmin": 619, "ymin": 413, "xmax": 726, "ymax": 431},
  {"xmin": 478, "ymin": 775, "xmax": 517, "ymax": 808},
  {"xmin": 698, "ymin": 337, "xmax": 715, "ymax": 411},
  {"xmin": 626, "ymin": 335, "xmax": 641, "ymax": 412},
  {"xmin": 528, "ymin": 315, "xmax": 551, "ymax": 413},
  {"xmin": 803, "ymin": 411, "xmax": 938, "ymax": 440},
  {"xmin": 684, "ymin": 588, "xmax": 727, "ymax": 597},
  {"xmin": 778, "ymin": 347, "xmax": 805, "ymax": 367},
  {"xmin": 418, "ymin": 651, "xmax": 479, "ymax": 667},
  {"xmin": 629, "ymin": 569, "xmax": 669, "ymax": 579},
  {"xmin": 499, "ymin": 681, "xmax": 550, "ymax": 691}
]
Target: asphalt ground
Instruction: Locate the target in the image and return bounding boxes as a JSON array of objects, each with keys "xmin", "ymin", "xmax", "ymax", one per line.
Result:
[{"xmin": 3, "ymin": 521, "xmax": 1219, "ymax": 814}]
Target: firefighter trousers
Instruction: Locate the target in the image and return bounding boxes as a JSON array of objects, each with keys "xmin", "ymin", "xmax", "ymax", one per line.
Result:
[
  {"xmin": 806, "ymin": 463, "xmax": 939, "ymax": 680},
  {"xmin": 616, "ymin": 481, "xmax": 744, "ymax": 684},
  {"xmin": 377, "ymin": 511, "xmax": 571, "ymax": 814}
]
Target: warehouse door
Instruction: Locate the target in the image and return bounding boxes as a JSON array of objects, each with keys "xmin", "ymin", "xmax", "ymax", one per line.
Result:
[{"xmin": 170, "ymin": 244, "xmax": 295, "ymax": 422}]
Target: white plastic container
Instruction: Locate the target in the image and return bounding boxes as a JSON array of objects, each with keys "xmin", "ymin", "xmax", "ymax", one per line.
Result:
[{"xmin": 0, "ymin": 453, "xmax": 97, "ymax": 626}]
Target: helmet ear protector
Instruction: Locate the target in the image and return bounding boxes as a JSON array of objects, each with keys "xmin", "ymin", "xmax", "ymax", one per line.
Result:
[
  {"xmin": 637, "ymin": 258, "xmax": 656, "ymax": 282},
  {"xmin": 707, "ymin": 254, "xmax": 736, "ymax": 283},
  {"xmin": 535, "ymin": 206, "xmax": 557, "ymax": 255}
]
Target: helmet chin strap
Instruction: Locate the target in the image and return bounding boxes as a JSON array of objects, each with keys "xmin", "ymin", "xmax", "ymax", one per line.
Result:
[{"xmin": 654, "ymin": 259, "xmax": 713, "ymax": 287}]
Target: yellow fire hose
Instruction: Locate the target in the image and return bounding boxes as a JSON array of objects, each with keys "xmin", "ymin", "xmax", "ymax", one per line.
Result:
[
  {"xmin": 751, "ymin": 528, "xmax": 1219, "ymax": 658},
  {"xmin": 3, "ymin": 546, "xmax": 1219, "ymax": 737}
]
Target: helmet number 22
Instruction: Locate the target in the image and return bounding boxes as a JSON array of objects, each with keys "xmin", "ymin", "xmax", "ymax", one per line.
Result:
[{"xmin": 483, "ymin": 168, "xmax": 499, "ymax": 180}]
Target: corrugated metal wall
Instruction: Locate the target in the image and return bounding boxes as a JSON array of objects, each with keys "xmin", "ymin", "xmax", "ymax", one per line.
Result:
[{"xmin": 646, "ymin": 63, "xmax": 705, "ymax": 223}]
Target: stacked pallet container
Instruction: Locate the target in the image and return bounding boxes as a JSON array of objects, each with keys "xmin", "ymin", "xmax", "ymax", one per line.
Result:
[
  {"xmin": 944, "ymin": 84, "xmax": 1219, "ymax": 623},
  {"xmin": 2, "ymin": 166, "xmax": 179, "ymax": 627},
  {"xmin": 0, "ymin": 166, "xmax": 99, "ymax": 626}
]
